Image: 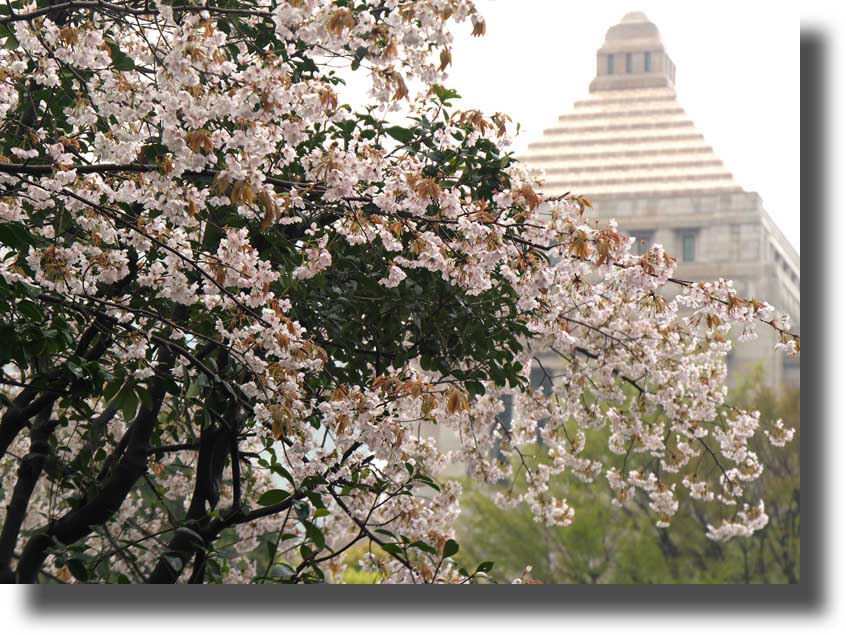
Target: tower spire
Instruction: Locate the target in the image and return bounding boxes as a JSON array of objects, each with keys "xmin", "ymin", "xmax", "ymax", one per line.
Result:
[{"xmin": 589, "ymin": 12, "xmax": 676, "ymax": 92}]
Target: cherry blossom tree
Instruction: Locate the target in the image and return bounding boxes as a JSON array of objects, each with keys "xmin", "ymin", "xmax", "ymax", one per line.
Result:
[{"xmin": 0, "ymin": 0, "xmax": 799, "ymax": 584}]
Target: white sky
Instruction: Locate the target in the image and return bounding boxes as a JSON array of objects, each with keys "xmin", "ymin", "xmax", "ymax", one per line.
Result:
[{"xmin": 339, "ymin": 1, "xmax": 800, "ymax": 253}]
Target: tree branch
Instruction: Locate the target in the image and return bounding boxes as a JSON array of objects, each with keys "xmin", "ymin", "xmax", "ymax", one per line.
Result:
[
  {"xmin": 14, "ymin": 326, "xmax": 181, "ymax": 583},
  {"xmin": 0, "ymin": 1, "xmax": 273, "ymax": 26},
  {"xmin": 0, "ymin": 413, "xmax": 59, "ymax": 582}
]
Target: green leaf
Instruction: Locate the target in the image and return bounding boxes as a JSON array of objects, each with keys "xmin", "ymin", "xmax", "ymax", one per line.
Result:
[
  {"xmin": 475, "ymin": 561, "xmax": 494, "ymax": 574},
  {"xmin": 106, "ymin": 41, "xmax": 135, "ymax": 71},
  {"xmin": 350, "ymin": 46, "xmax": 367, "ymax": 71},
  {"xmin": 66, "ymin": 558, "xmax": 89, "ymax": 582},
  {"xmin": 0, "ymin": 23, "xmax": 18, "ymax": 50},
  {"xmin": 304, "ymin": 521, "xmax": 326, "ymax": 550},
  {"xmin": 119, "ymin": 386, "xmax": 139, "ymax": 422},
  {"xmin": 66, "ymin": 360, "xmax": 83, "ymax": 378},
  {"xmin": 0, "ymin": 222, "xmax": 32, "ymax": 250},
  {"xmin": 304, "ymin": 491, "xmax": 324, "ymax": 509},
  {"xmin": 385, "ymin": 125, "xmax": 415, "ymax": 145},
  {"xmin": 442, "ymin": 539, "xmax": 459, "ymax": 558},
  {"xmin": 257, "ymin": 489, "xmax": 291, "ymax": 506},
  {"xmin": 415, "ymin": 474, "xmax": 441, "ymax": 492},
  {"xmin": 373, "ymin": 528, "xmax": 396, "ymax": 539},
  {"xmin": 295, "ymin": 501, "xmax": 310, "ymax": 522},
  {"xmin": 431, "ymin": 84, "xmax": 461, "ymax": 103},
  {"xmin": 408, "ymin": 540, "xmax": 437, "ymax": 555},
  {"xmin": 16, "ymin": 299, "xmax": 44, "ymax": 322},
  {"xmin": 271, "ymin": 464, "xmax": 296, "ymax": 487},
  {"xmin": 465, "ymin": 380, "xmax": 485, "ymax": 397},
  {"xmin": 335, "ymin": 118, "xmax": 356, "ymax": 140},
  {"xmin": 136, "ymin": 387, "xmax": 153, "ymax": 411},
  {"xmin": 380, "ymin": 543, "xmax": 404, "ymax": 556},
  {"xmin": 185, "ymin": 381, "xmax": 202, "ymax": 400},
  {"xmin": 103, "ymin": 380, "xmax": 123, "ymax": 402}
]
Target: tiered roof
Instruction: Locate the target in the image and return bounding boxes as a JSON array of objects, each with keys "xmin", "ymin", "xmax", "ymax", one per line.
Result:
[{"xmin": 520, "ymin": 12, "xmax": 741, "ymax": 198}]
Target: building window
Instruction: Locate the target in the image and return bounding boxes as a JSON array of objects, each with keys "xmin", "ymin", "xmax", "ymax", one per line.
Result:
[
  {"xmin": 681, "ymin": 231, "xmax": 697, "ymax": 262},
  {"xmin": 492, "ymin": 393, "xmax": 513, "ymax": 462},
  {"xmin": 644, "ymin": 51, "xmax": 652, "ymax": 72},
  {"xmin": 530, "ymin": 364, "xmax": 554, "ymax": 396},
  {"xmin": 529, "ymin": 364, "xmax": 553, "ymax": 442},
  {"xmin": 631, "ymin": 230, "xmax": 653, "ymax": 256},
  {"xmin": 626, "ymin": 52, "xmax": 632, "ymax": 74},
  {"xmin": 499, "ymin": 394, "xmax": 513, "ymax": 430},
  {"xmin": 606, "ymin": 54, "xmax": 614, "ymax": 75}
]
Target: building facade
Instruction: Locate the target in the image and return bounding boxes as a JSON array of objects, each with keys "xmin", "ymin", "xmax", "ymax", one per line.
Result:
[{"xmin": 519, "ymin": 12, "xmax": 800, "ymax": 386}]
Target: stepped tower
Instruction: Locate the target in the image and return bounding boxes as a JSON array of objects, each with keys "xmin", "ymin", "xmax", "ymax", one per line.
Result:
[{"xmin": 519, "ymin": 12, "xmax": 800, "ymax": 386}]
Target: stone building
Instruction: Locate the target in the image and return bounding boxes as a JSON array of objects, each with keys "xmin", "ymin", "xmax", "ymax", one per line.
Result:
[
  {"xmin": 431, "ymin": 11, "xmax": 800, "ymax": 473},
  {"xmin": 518, "ymin": 11, "xmax": 800, "ymax": 387}
]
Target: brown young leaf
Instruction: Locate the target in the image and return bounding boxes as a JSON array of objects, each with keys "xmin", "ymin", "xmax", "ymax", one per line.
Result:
[{"xmin": 439, "ymin": 48, "xmax": 452, "ymax": 71}]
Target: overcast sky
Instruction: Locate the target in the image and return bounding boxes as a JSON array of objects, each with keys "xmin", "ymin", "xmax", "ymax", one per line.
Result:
[
  {"xmin": 454, "ymin": 2, "xmax": 800, "ymax": 252},
  {"xmin": 340, "ymin": 1, "xmax": 799, "ymax": 253}
]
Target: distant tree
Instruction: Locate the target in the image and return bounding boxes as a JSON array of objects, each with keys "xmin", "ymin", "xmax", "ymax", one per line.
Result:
[
  {"xmin": 456, "ymin": 378, "xmax": 800, "ymax": 584},
  {"xmin": 0, "ymin": 0, "xmax": 798, "ymax": 583}
]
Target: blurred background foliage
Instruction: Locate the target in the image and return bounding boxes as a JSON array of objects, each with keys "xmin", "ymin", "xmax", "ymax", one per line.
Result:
[{"xmin": 454, "ymin": 370, "xmax": 800, "ymax": 584}]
